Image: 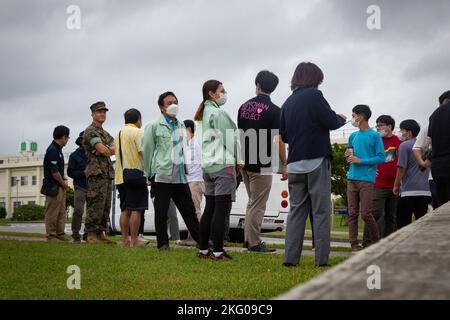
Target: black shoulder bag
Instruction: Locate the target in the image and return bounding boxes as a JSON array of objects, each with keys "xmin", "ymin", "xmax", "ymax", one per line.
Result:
[{"xmin": 40, "ymin": 181, "xmax": 59, "ymax": 197}]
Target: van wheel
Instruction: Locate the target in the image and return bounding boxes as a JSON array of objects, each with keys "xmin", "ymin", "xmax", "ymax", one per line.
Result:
[{"xmin": 228, "ymin": 229, "xmax": 244, "ymax": 243}]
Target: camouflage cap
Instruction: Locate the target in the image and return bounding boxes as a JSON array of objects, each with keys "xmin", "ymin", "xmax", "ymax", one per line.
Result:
[{"xmin": 90, "ymin": 101, "xmax": 109, "ymax": 112}]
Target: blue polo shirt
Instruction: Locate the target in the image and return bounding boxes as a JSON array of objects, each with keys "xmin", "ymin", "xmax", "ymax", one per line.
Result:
[
  {"xmin": 43, "ymin": 141, "xmax": 65, "ymax": 187},
  {"xmin": 347, "ymin": 129, "xmax": 386, "ymax": 183}
]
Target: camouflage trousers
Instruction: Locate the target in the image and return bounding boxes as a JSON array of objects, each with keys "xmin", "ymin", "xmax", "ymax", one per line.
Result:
[{"xmin": 85, "ymin": 176, "xmax": 112, "ymax": 233}]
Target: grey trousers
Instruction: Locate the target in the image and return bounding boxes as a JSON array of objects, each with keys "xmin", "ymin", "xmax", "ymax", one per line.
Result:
[
  {"xmin": 284, "ymin": 159, "xmax": 331, "ymax": 266},
  {"xmin": 71, "ymin": 186, "xmax": 87, "ymax": 240}
]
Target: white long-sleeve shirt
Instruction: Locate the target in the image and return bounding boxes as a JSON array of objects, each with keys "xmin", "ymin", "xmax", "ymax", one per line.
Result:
[{"xmin": 186, "ymin": 137, "xmax": 204, "ymax": 182}]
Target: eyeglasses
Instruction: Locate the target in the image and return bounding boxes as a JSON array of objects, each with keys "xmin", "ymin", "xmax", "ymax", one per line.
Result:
[{"xmin": 376, "ymin": 123, "xmax": 386, "ymax": 128}]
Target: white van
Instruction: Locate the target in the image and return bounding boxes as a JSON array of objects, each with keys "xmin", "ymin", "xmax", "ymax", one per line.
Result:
[{"xmin": 109, "ymin": 173, "xmax": 289, "ymax": 242}]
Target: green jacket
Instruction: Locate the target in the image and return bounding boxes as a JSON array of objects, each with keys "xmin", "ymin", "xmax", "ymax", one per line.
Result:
[
  {"xmin": 198, "ymin": 100, "xmax": 241, "ymax": 173},
  {"xmin": 142, "ymin": 114, "xmax": 188, "ymax": 178}
]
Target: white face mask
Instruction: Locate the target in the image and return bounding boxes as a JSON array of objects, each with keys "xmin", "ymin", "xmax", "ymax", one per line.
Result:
[
  {"xmin": 351, "ymin": 117, "xmax": 359, "ymax": 128},
  {"xmin": 166, "ymin": 104, "xmax": 179, "ymax": 117},
  {"xmin": 379, "ymin": 129, "xmax": 388, "ymax": 138},
  {"xmin": 396, "ymin": 131, "xmax": 407, "ymax": 141},
  {"xmin": 216, "ymin": 92, "xmax": 227, "ymax": 106}
]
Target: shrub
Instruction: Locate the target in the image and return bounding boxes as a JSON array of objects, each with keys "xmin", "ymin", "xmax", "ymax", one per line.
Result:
[
  {"xmin": 13, "ymin": 204, "xmax": 45, "ymax": 221},
  {"xmin": 333, "ymin": 196, "xmax": 346, "ymax": 207},
  {"xmin": 0, "ymin": 206, "xmax": 6, "ymax": 219},
  {"xmin": 66, "ymin": 187, "xmax": 74, "ymax": 209}
]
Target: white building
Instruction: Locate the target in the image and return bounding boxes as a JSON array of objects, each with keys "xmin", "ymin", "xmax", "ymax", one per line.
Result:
[{"xmin": 0, "ymin": 150, "xmax": 73, "ymax": 219}]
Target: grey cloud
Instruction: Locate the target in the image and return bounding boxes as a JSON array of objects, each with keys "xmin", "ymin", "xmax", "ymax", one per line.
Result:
[{"xmin": 1, "ymin": 0, "xmax": 449, "ymax": 155}]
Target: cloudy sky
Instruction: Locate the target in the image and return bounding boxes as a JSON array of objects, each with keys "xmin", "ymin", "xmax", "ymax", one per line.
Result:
[{"xmin": 1, "ymin": 0, "xmax": 449, "ymax": 155}]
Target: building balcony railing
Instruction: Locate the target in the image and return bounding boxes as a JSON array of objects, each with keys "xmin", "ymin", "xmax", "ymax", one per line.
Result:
[{"xmin": 0, "ymin": 153, "xmax": 70, "ymax": 165}]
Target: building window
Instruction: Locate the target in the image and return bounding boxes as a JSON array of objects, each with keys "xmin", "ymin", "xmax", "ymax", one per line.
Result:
[
  {"xmin": 11, "ymin": 177, "xmax": 18, "ymax": 187},
  {"xmin": 13, "ymin": 201, "xmax": 22, "ymax": 209},
  {"xmin": 0, "ymin": 202, "xmax": 5, "ymax": 208},
  {"xmin": 28, "ymin": 201, "xmax": 36, "ymax": 205},
  {"xmin": 32, "ymin": 176, "xmax": 37, "ymax": 186},
  {"xmin": 21, "ymin": 176, "xmax": 28, "ymax": 186}
]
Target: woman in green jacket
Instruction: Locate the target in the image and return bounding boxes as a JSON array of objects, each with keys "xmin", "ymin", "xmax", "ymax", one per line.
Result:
[{"xmin": 194, "ymin": 80, "xmax": 242, "ymax": 261}]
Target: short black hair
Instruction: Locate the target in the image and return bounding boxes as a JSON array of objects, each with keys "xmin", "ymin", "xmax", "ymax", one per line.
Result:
[
  {"xmin": 376, "ymin": 115, "xmax": 395, "ymax": 130},
  {"xmin": 53, "ymin": 125, "xmax": 70, "ymax": 140},
  {"xmin": 400, "ymin": 119, "xmax": 420, "ymax": 137},
  {"xmin": 158, "ymin": 91, "xmax": 178, "ymax": 107},
  {"xmin": 352, "ymin": 105, "xmax": 372, "ymax": 121},
  {"xmin": 183, "ymin": 119, "xmax": 195, "ymax": 134},
  {"xmin": 124, "ymin": 108, "xmax": 141, "ymax": 124},
  {"xmin": 255, "ymin": 70, "xmax": 279, "ymax": 94},
  {"xmin": 439, "ymin": 90, "xmax": 450, "ymax": 105}
]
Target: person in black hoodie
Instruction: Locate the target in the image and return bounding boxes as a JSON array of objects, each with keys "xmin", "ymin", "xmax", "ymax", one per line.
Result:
[
  {"xmin": 280, "ymin": 62, "xmax": 347, "ymax": 267},
  {"xmin": 68, "ymin": 131, "xmax": 88, "ymax": 243}
]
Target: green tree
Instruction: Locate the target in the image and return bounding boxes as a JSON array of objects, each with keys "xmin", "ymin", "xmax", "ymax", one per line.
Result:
[{"xmin": 331, "ymin": 143, "xmax": 349, "ymax": 206}]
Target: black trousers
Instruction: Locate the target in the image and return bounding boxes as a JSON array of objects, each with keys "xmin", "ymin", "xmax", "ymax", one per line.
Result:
[
  {"xmin": 153, "ymin": 183, "xmax": 200, "ymax": 248},
  {"xmin": 434, "ymin": 176, "xmax": 450, "ymax": 207},
  {"xmin": 397, "ymin": 196, "xmax": 431, "ymax": 229},
  {"xmin": 199, "ymin": 195, "xmax": 232, "ymax": 252}
]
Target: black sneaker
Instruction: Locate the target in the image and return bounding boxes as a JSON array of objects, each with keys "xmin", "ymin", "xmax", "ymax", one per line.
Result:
[
  {"xmin": 351, "ymin": 244, "xmax": 363, "ymax": 252},
  {"xmin": 197, "ymin": 249, "xmax": 213, "ymax": 259},
  {"xmin": 315, "ymin": 263, "xmax": 331, "ymax": 267},
  {"xmin": 158, "ymin": 244, "xmax": 170, "ymax": 251},
  {"xmin": 211, "ymin": 251, "xmax": 233, "ymax": 261},
  {"xmin": 283, "ymin": 262, "xmax": 299, "ymax": 267},
  {"xmin": 248, "ymin": 242, "xmax": 276, "ymax": 253}
]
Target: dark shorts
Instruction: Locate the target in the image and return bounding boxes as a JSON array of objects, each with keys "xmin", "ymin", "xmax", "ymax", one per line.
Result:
[{"xmin": 117, "ymin": 183, "xmax": 149, "ymax": 212}]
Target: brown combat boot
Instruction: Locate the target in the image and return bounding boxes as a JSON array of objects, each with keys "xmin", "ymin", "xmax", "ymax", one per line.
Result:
[
  {"xmin": 87, "ymin": 232, "xmax": 102, "ymax": 244},
  {"xmin": 98, "ymin": 232, "xmax": 116, "ymax": 244}
]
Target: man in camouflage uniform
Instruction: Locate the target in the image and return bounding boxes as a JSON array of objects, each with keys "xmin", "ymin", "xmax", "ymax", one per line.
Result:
[{"xmin": 83, "ymin": 101, "xmax": 116, "ymax": 244}]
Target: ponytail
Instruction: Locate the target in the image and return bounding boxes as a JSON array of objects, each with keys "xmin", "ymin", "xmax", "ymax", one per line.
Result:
[
  {"xmin": 194, "ymin": 79, "xmax": 223, "ymax": 122},
  {"xmin": 194, "ymin": 101, "xmax": 206, "ymax": 121}
]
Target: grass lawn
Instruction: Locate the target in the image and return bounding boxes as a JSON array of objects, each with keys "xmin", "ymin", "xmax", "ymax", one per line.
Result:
[
  {"xmin": 0, "ymin": 239, "xmax": 347, "ymax": 300},
  {"xmin": 0, "ymin": 231, "xmax": 352, "ymax": 252},
  {"xmin": 268, "ymin": 215, "xmax": 365, "ymax": 240}
]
